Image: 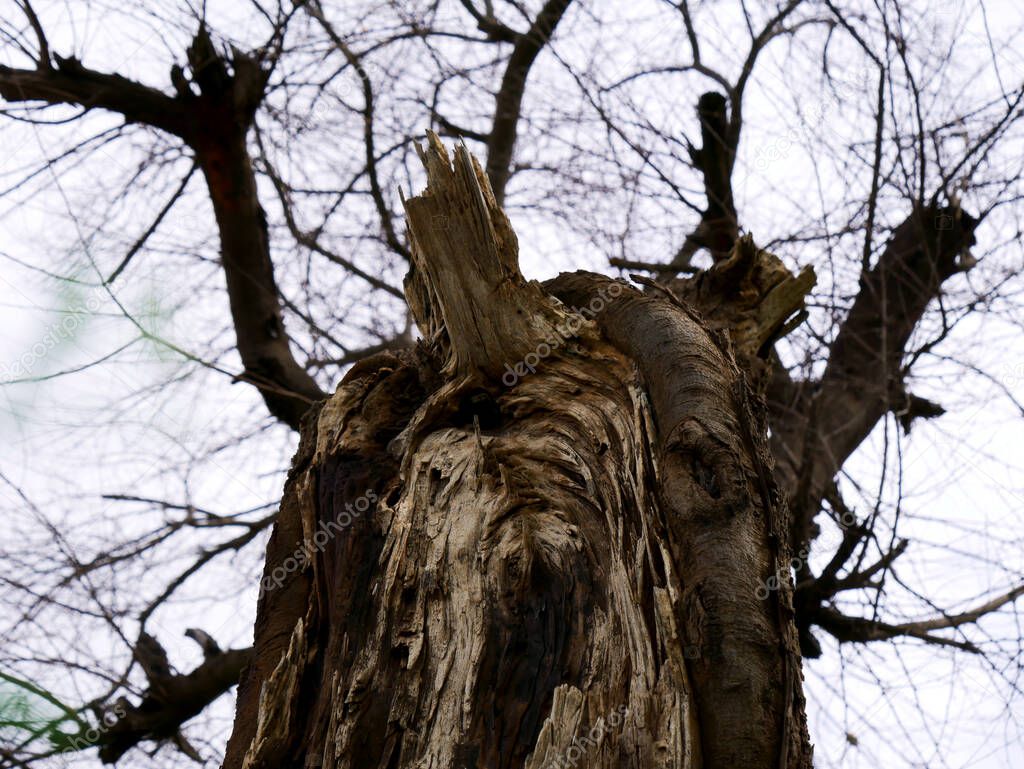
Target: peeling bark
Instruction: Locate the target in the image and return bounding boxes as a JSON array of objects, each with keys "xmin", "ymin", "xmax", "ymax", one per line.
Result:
[{"xmin": 224, "ymin": 135, "xmax": 812, "ymax": 769}]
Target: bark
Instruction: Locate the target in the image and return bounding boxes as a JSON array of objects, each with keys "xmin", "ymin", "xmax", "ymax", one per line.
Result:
[
  {"xmin": 224, "ymin": 136, "xmax": 813, "ymax": 769},
  {"xmin": 182, "ymin": 29, "xmax": 326, "ymax": 430}
]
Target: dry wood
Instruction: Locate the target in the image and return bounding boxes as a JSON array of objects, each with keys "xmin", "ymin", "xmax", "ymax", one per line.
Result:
[{"xmin": 223, "ymin": 136, "xmax": 813, "ymax": 769}]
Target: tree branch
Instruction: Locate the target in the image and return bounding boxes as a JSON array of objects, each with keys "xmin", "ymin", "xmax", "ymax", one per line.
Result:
[
  {"xmin": 304, "ymin": 2, "xmax": 411, "ymax": 260},
  {"xmin": 812, "ymin": 583, "xmax": 1024, "ymax": 653},
  {"xmin": 18, "ymin": 0, "xmax": 50, "ymax": 68},
  {"xmin": 0, "ymin": 56, "xmax": 186, "ymax": 136},
  {"xmin": 0, "ymin": 24, "xmax": 326, "ymax": 430},
  {"xmin": 485, "ymin": 0, "xmax": 573, "ymax": 204},
  {"xmin": 106, "ymin": 162, "xmax": 198, "ymax": 284},
  {"xmin": 670, "ymin": 91, "xmax": 740, "ymax": 269},
  {"xmin": 783, "ymin": 203, "xmax": 979, "ymax": 552},
  {"xmin": 458, "ymin": 0, "xmax": 520, "ymax": 43},
  {"xmin": 93, "ymin": 645, "xmax": 252, "ymax": 763},
  {"xmin": 179, "ymin": 32, "xmax": 325, "ymax": 429}
]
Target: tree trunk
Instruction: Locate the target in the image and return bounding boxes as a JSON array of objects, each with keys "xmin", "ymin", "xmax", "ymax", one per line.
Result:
[{"xmin": 222, "ymin": 135, "xmax": 814, "ymax": 769}]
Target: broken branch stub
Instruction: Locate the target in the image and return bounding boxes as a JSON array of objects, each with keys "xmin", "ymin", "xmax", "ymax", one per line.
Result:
[
  {"xmin": 402, "ymin": 132, "xmax": 570, "ymax": 381},
  {"xmin": 668, "ymin": 235, "xmax": 816, "ymax": 384}
]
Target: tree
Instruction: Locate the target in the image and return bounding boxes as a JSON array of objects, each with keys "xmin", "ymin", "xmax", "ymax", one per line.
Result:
[
  {"xmin": 1, "ymin": 1, "xmax": 1022, "ymax": 767},
  {"xmin": 219, "ymin": 132, "xmax": 823, "ymax": 768}
]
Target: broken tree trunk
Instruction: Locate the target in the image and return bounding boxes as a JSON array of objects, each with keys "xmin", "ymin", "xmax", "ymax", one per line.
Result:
[{"xmin": 222, "ymin": 135, "xmax": 813, "ymax": 769}]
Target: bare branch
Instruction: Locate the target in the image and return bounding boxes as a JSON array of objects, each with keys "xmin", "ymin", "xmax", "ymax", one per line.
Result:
[
  {"xmin": 106, "ymin": 161, "xmax": 198, "ymax": 284},
  {"xmin": 94, "ymin": 644, "xmax": 252, "ymax": 763},
  {"xmin": 813, "ymin": 584, "xmax": 1024, "ymax": 653},
  {"xmin": 304, "ymin": 2, "xmax": 411, "ymax": 260},
  {"xmin": 784, "ymin": 203, "xmax": 979, "ymax": 550},
  {"xmin": 486, "ymin": 0, "xmax": 574, "ymax": 203},
  {"xmin": 0, "ymin": 57, "xmax": 186, "ymax": 137},
  {"xmin": 18, "ymin": 1, "xmax": 49, "ymax": 68}
]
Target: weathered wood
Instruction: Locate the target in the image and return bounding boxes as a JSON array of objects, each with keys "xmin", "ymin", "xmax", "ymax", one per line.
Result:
[
  {"xmin": 668, "ymin": 234, "xmax": 816, "ymax": 384},
  {"xmin": 223, "ymin": 137, "xmax": 812, "ymax": 769},
  {"xmin": 402, "ymin": 133, "xmax": 572, "ymax": 382}
]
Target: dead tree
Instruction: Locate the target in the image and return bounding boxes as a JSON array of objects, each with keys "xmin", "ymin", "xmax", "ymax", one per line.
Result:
[{"xmin": 221, "ymin": 135, "xmax": 817, "ymax": 769}]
